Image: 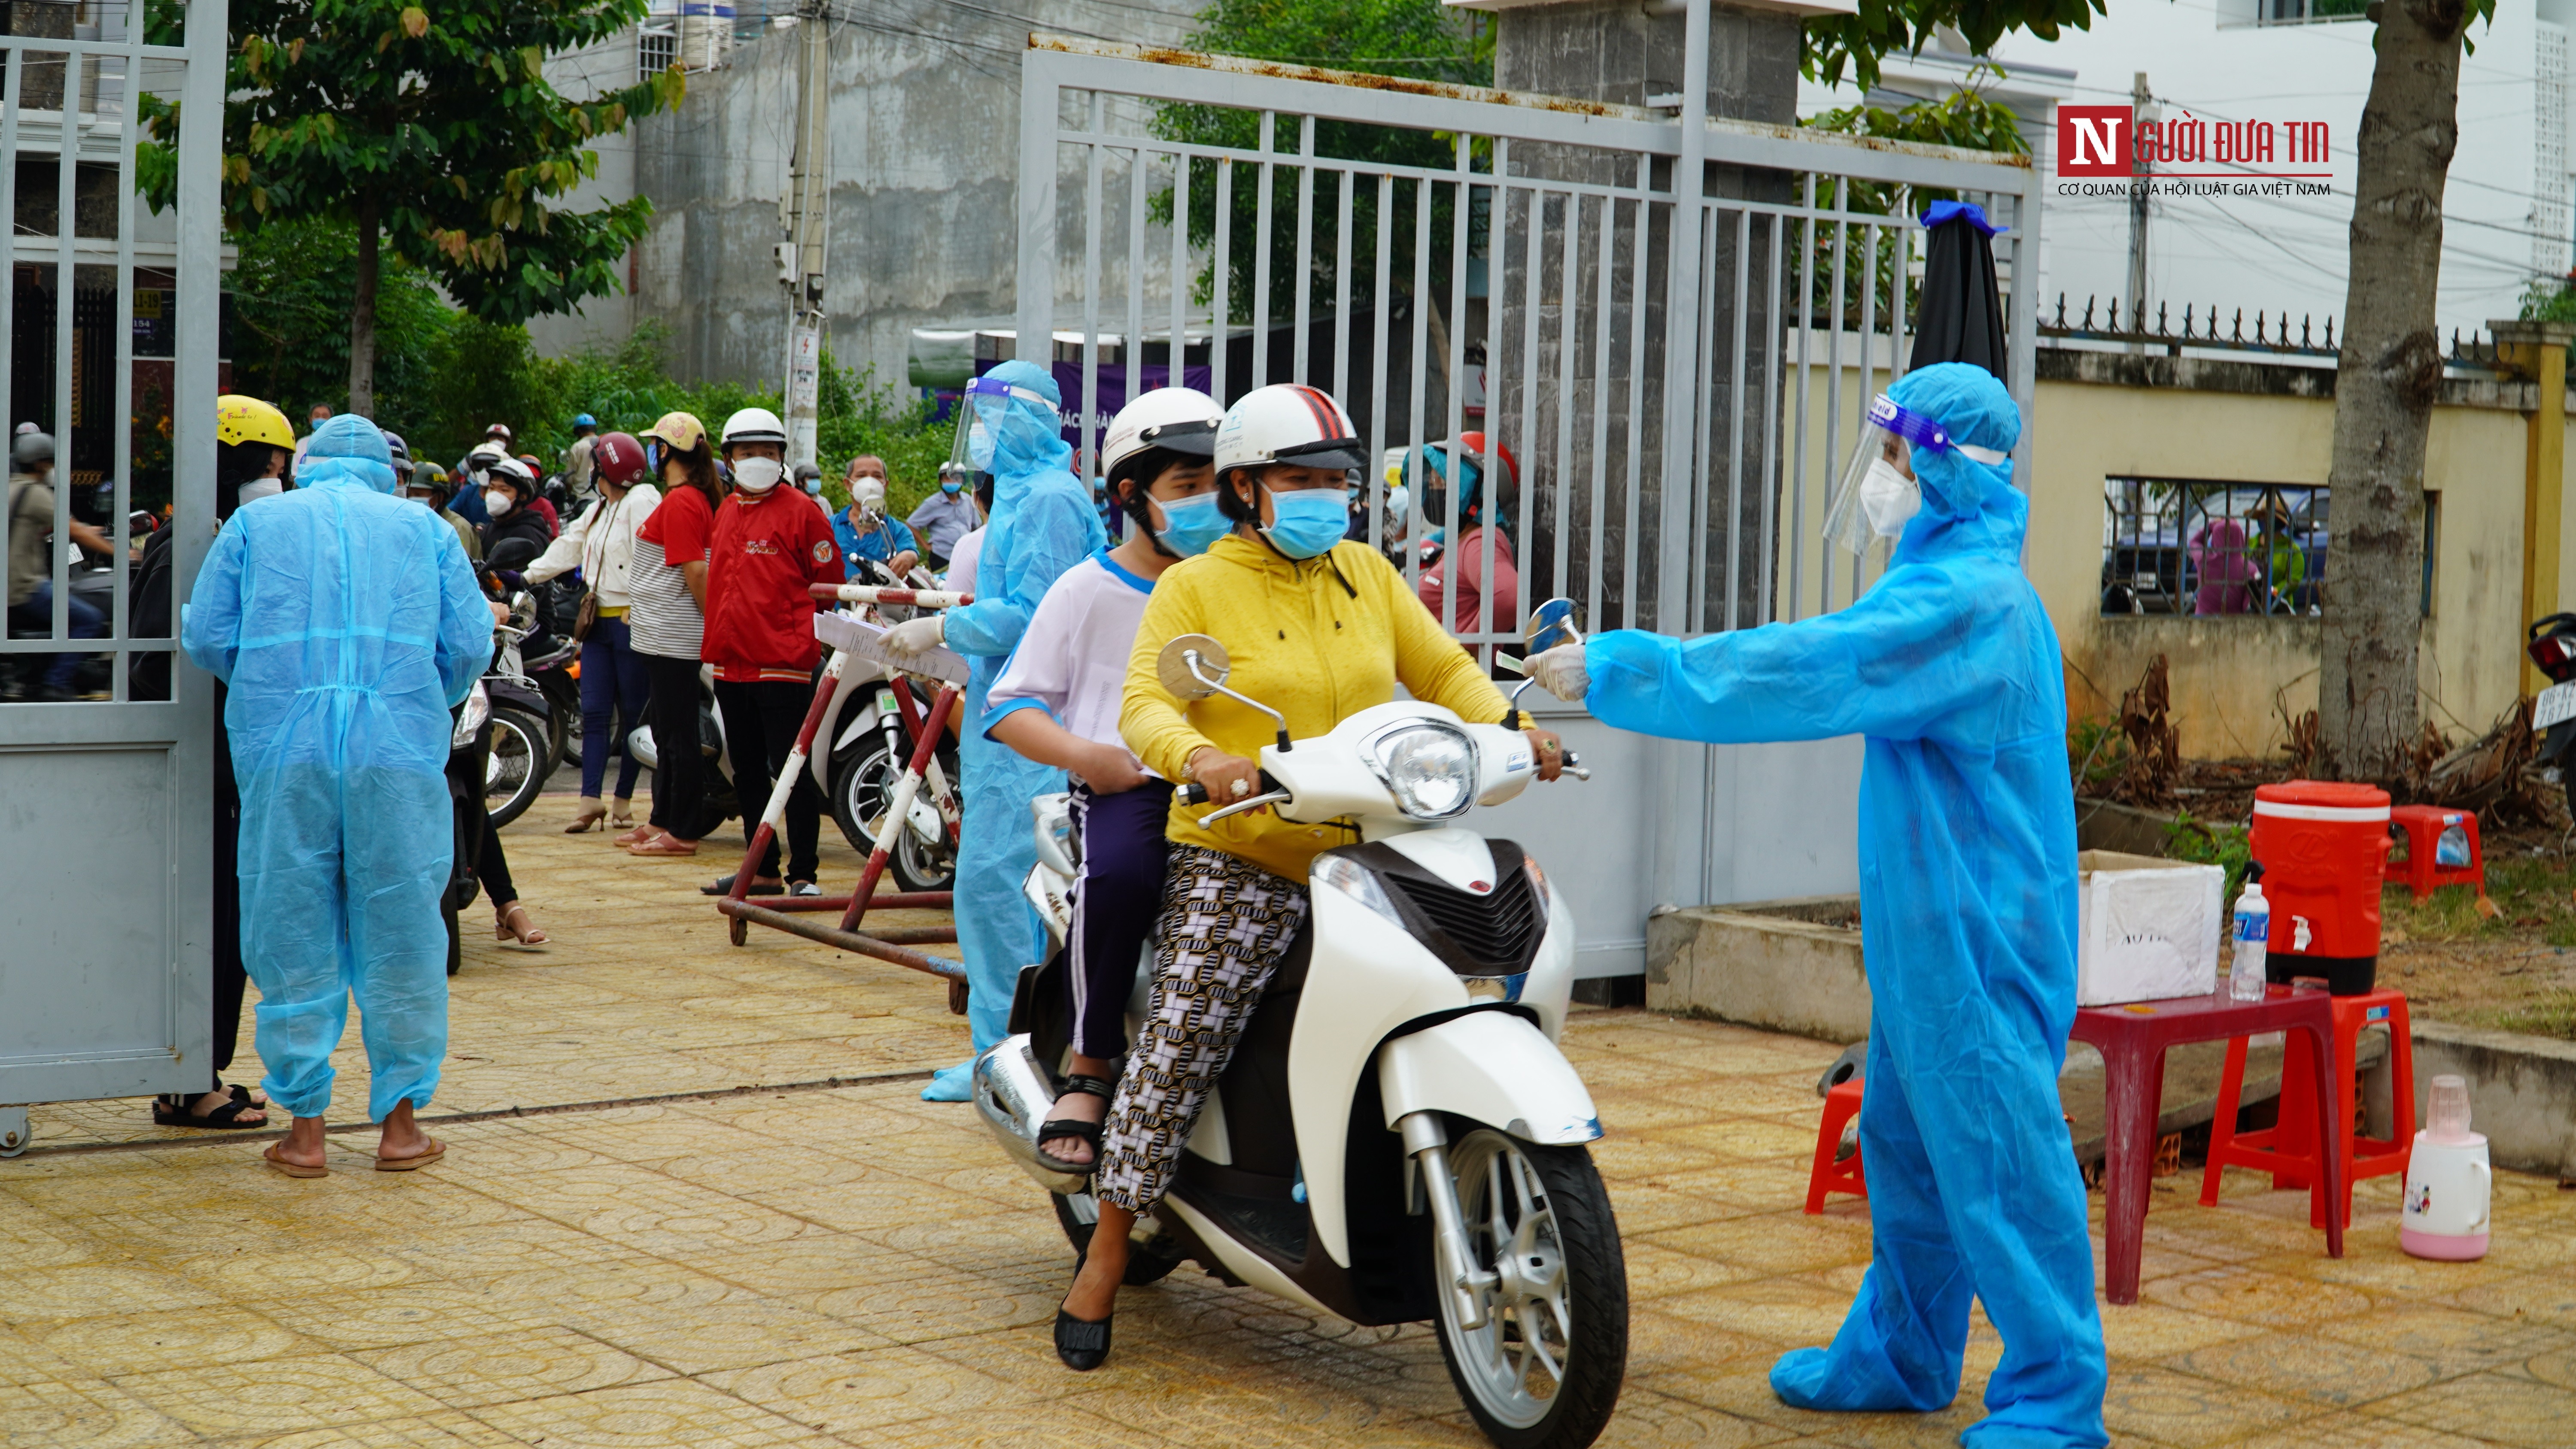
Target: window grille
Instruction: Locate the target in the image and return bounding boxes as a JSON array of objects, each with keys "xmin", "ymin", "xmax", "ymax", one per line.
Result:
[
  {"xmin": 2100, "ymin": 479, "xmax": 2329, "ymax": 617},
  {"xmin": 638, "ymin": 23, "xmax": 676, "ymax": 78}
]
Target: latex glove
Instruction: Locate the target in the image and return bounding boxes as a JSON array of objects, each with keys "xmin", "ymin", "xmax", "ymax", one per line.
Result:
[
  {"xmin": 880, "ymin": 613, "xmax": 946, "ymax": 659},
  {"xmin": 1527, "ymin": 643, "xmax": 1590, "ymax": 703}
]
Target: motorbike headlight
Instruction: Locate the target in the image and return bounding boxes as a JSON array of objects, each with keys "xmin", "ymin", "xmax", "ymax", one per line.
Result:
[
  {"xmin": 1309, "ymin": 852, "xmax": 1405, "ymax": 930},
  {"xmin": 1368, "ymin": 721, "xmax": 1477, "ymax": 820},
  {"xmin": 452, "ymin": 682, "xmax": 490, "ymax": 749}
]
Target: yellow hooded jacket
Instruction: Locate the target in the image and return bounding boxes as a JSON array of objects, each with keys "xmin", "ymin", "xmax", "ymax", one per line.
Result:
[{"xmin": 1121, "ymin": 533, "xmax": 1512, "ymax": 882}]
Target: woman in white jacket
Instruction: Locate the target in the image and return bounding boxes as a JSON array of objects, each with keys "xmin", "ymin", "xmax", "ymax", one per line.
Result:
[{"xmin": 519, "ymin": 431, "xmax": 660, "ymax": 832}]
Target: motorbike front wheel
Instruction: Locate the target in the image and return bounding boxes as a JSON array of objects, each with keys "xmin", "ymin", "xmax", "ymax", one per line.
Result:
[
  {"xmin": 1432, "ymin": 1129, "xmax": 1628, "ymax": 1449},
  {"xmin": 1051, "ymin": 1191, "xmax": 1186, "ymax": 1286},
  {"xmin": 830, "ymin": 738, "xmax": 960, "ymax": 893},
  {"xmin": 481, "ymin": 706, "xmax": 552, "ymax": 829}
]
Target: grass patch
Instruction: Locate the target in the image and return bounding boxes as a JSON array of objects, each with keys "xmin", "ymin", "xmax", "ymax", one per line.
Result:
[
  {"xmin": 2381, "ymin": 852, "xmax": 2575, "ymax": 943},
  {"xmin": 2495, "ymin": 992, "xmax": 2576, "ymax": 1040}
]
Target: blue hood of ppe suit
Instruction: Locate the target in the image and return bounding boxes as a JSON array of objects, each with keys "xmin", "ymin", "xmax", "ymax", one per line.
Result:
[
  {"xmin": 934, "ymin": 358, "xmax": 1107, "ymax": 1089},
  {"xmin": 1575, "ymin": 361, "xmax": 2105, "ymax": 1447},
  {"xmin": 180, "ymin": 410, "xmax": 496, "ymax": 1124}
]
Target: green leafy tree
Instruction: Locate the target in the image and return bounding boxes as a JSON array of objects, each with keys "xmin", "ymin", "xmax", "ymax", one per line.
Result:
[
  {"xmin": 1801, "ymin": 75, "xmax": 2027, "ymax": 325},
  {"xmin": 1829, "ymin": 0, "xmax": 2495, "ymax": 785},
  {"xmin": 138, "ymin": 0, "xmax": 685, "ymax": 418},
  {"xmin": 1154, "ymin": 0, "xmax": 1489, "ymax": 324}
]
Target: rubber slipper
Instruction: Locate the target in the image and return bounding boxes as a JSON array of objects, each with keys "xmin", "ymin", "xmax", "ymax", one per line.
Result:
[
  {"xmin": 376, "ymin": 1141, "xmax": 447, "ymax": 1172},
  {"xmin": 154, "ymin": 1092, "xmax": 268, "ymax": 1130},
  {"xmin": 263, "ymin": 1145, "xmax": 328, "ymax": 1179},
  {"xmin": 626, "ymin": 836, "xmax": 699, "ymax": 857},
  {"xmin": 701, "ymin": 874, "xmax": 784, "ymax": 897}
]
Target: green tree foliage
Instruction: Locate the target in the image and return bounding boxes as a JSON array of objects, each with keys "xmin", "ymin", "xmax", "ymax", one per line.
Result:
[
  {"xmin": 1153, "ymin": 0, "xmax": 1489, "ymax": 323},
  {"xmin": 1799, "ymin": 76, "xmax": 2026, "ymax": 325},
  {"xmin": 136, "ymin": 0, "xmax": 685, "ymax": 415},
  {"xmin": 1802, "ymin": 0, "xmax": 2107, "ymax": 91}
]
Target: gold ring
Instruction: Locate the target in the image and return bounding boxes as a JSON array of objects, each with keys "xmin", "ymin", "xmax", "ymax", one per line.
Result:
[{"xmin": 1541, "ymin": 740, "xmax": 1558, "ymax": 753}]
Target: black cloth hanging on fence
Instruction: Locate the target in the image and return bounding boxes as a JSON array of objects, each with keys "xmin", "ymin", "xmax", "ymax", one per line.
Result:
[{"xmin": 1909, "ymin": 203, "xmax": 2008, "ymax": 379}]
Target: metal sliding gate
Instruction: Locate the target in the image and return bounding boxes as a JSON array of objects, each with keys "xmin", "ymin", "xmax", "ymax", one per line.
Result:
[
  {"xmin": 1016, "ymin": 35, "xmax": 2039, "ymax": 973},
  {"xmin": 0, "ymin": 0, "xmax": 229, "ymax": 1147}
]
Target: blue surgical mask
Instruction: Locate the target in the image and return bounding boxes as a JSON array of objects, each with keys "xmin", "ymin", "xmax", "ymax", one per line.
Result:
[
  {"xmin": 966, "ymin": 419, "xmax": 996, "ymax": 472},
  {"xmin": 1154, "ymin": 491, "xmax": 1230, "ymax": 557},
  {"xmin": 940, "ymin": 478, "xmax": 963, "ymax": 495},
  {"xmin": 1261, "ymin": 486, "xmax": 1348, "ymax": 561}
]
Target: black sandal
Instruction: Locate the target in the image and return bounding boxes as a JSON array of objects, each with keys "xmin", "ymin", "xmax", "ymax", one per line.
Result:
[
  {"xmin": 1034, "ymin": 1073, "xmax": 1115, "ymax": 1176},
  {"xmin": 152, "ymin": 1089, "xmax": 268, "ymax": 1130}
]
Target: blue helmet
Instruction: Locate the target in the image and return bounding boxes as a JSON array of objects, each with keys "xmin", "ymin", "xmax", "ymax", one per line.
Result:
[{"xmin": 572, "ymin": 412, "xmax": 597, "ymax": 430}]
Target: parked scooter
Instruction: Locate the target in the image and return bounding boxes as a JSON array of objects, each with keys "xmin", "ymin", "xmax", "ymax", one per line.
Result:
[
  {"xmin": 811, "ymin": 558, "xmax": 960, "ymax": 891},
  {"xmin": 2530, "ymin": 614, "xmax": 2576, "ymax": 817},
  {"xmin": 477, "ymin": 588, "xmax": 568, "ymax": 828},
  {"xmin": 974, "ymin": 603, "xmax": 1625, "ymax": 1449}
]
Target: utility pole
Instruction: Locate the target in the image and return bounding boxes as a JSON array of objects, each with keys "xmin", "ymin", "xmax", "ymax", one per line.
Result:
[
  {"xmin": 2126, "ymin": 71, "xmax": 2154, "ymax": 350},
  {"xmin": 779, "ymin": 0, "xmax": 831, "ymax": 470}
]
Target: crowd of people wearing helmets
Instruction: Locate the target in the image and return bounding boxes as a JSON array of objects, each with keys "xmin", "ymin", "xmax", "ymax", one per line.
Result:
[{"xmin": 49, "ymin": 376, "xmax": 1577, "ymax": 1374}]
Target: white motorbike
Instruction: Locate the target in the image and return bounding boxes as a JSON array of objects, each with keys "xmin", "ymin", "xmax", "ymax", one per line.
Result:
[{"xmin": 974, "ymin": 605, "xmax": 1628, "ymax": 1449}]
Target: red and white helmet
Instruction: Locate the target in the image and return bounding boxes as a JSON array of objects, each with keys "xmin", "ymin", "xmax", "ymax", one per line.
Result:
[
  {"xmin": 592, "ymin": 432, "xmax": 649, "ymax": 488},
  {"xmin": 1213, "ymin": 384, "xmax": 1365, "ymax": 479},
  {"xmin": 1101, "ymin": 386, "xmax": 1222, "ymax": 488}
]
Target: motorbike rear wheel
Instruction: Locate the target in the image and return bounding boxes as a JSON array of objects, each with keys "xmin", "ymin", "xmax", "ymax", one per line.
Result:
[
  {"xmin": 1431, "ymin": 1129, "xmax": 1628, "ymax": 1449},
  {"xmin": 1051, "ymin": 1191, "xmax": 1186, "ymax": 1286},
  {"xmin": 481, "ymin": 706, "xmax": 551, "ymax": 828}
]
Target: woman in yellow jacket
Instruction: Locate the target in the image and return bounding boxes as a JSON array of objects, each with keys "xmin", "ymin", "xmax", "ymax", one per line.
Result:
[{"xmin": 1052, "ymin": 384, "xmax": 1565, "ymax": 1368}]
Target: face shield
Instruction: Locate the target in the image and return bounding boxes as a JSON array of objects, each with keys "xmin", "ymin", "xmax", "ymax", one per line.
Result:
[
  {"xmin": 949, "ymin": 373, "xmax": 1059, "ymax": 476},
  {"xmin": 1821, "ymin": 393, "xmax": 2011, "ymax": 554}
]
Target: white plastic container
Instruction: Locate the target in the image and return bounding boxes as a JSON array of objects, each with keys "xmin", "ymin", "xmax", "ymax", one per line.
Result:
[
  {"xmin": 2230, "ymin": 880, "xmax": 2270, "ymax": 1002},
  {"xmin": 2401, "ymin": 1074, "xmax": 2491, "ymax": 1261}
]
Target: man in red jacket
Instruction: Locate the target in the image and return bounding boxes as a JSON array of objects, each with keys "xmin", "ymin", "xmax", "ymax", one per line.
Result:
[{"xmin": 700, "ymin": 406, "xmax": 843, "ymax": 895}]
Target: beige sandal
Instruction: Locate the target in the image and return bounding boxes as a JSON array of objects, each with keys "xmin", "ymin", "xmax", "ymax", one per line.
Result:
[
  {"xmin": 263, "ymin": 1145, "xmax": 328, "ymax": 1179},
  {"xmin": 564, "ymin": 798, "xmax": 607, "ymax": 833},
  {"xmin": 609, "ymin": 799, "xmax": 637, "ymax": 830},
  {"xmin": 495, "ymin": 900, "xmax": 549, "ymax": 947},
  {"xmin": 375, "ymin": 1139, "xmax": 446, "ymax": 1172}
]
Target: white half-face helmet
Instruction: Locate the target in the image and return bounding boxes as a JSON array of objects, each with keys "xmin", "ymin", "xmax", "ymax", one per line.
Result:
[
  {"xmin": 1101, "ymin": 386, "xmax": 1223, "ymax": 488},
  {"xmin": 1212, "ymin": 384, "xmax": 1366, "ymax": 480},
  {"xmin": 720, "ymin": 406, "xmax": 788, "ymax": 451}
]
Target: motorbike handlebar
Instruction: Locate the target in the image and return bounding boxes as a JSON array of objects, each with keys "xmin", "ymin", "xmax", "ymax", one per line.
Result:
[{"xmin": 1176, "ymin": 770, "xmax": 1282, "ymax": 807}]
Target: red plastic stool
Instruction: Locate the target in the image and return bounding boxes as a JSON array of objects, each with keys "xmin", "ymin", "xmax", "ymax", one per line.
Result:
[
  {"xmin": 2201, "ymin": 987, "xmax": 2415, "ymax": 1231},
  {"xmin": 1804, "ymin": 1076, "xmax": 1866, "ymax": 1213},
  {"xmin": 2385, "ymin": 805, "xmax": 2485, "ymax": 901}
]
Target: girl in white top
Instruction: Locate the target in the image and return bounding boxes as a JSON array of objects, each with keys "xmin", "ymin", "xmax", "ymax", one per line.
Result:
[
  {"xmin": 516, "ymin": 432, "xmax": 662, "ymax": 834},
  {"xmin": 982, "ymin": 388, "xmax": 1227, "ymax": 1173}
]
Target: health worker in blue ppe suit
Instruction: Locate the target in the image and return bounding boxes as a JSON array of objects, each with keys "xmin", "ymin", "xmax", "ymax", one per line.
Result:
[
  {"xmin": 1527, "ymin": 362, "xmax": 2105, "ymax": 1449},
  {"xmin": 182, "ymin": 414, "xmax": 497, "ymax": 1177},
  {"xmin": 880, "ymin": 360, "xmax": 1106, "ymax": 1101}
]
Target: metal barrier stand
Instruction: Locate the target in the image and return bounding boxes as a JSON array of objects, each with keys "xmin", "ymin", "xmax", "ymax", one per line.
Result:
[{"xmin": 716, "ymin": 585, "xmax": 974, "ymax": 1012}]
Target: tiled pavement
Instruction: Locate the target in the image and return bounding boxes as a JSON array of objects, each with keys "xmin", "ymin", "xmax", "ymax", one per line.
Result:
[{"xmin": 6, "ymin": 806, "xmax": 2574, "ymax": 1446}]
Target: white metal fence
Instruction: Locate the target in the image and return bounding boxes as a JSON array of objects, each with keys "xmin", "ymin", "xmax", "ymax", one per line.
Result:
[{"xmin": 1015, "ymin": 36, "xmax": 2040, "ymax": 651}]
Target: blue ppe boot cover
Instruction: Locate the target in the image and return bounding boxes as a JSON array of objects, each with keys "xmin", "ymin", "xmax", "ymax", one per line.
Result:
[{"xmin": 1582, "ymin": 363, "xmax": 2108, "ymax": 1449}]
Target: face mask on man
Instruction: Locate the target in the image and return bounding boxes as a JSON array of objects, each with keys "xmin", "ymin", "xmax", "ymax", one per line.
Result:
[
  {"xmin": 852, "ymin": 479, "xmax": 887, "ymax": 518},
  {"xmin": 802, "ymin": 475, "xmax": 822, "ymax": 496},
  {"xmin": 939, "ymin": 476, "xmax": 963, "ymax": 496},
  {"xmin": 485, "ymin": 489, "xmax": 514, "ymax": 517},
  {"xmin": 1858, "ymin": 458, "xmax": 1919, "ymax": 539},
  {"xmin": 732, "ymin": 457, "xmax": 784, "ymax": 494}
]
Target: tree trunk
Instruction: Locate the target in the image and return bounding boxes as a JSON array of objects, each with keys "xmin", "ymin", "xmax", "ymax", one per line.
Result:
[
  {"xmin": 2316, "ymin": 0, "xmax": 2465, "ymax": 783},
  {"xmin": 348, "ymin": 197, "xmax": 380, "ymax": 418}
]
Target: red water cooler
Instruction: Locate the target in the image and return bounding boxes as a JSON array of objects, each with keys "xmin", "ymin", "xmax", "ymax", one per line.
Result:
[{"xmin": 2248, "ymin": 781, "xmax": 2390, "ymax": 995}]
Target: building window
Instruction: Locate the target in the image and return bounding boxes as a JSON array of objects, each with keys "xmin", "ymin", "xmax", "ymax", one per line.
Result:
[
  {"xmin": 2101, "ymin": 479, "xmax": 2327, "ymax": 617},
  {"xmin": 2257, "ymin": 0, "xmax": 2368, "ymax": 22},
  {"xmin": 638, "ymin": 23, "xmax": 677, "ymax": 78}
]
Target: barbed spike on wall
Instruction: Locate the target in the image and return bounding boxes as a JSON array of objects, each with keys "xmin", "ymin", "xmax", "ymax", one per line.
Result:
[
  {"xmin": 2082, "ymin": 294, "xmax": 2098, "ymax": 330},
  {"xmin": 2235, "ymin": 309, "xmax": 2248, "ymax": 344},
  {"xmin": 2156, "ymin": 301, "xmax": 2170, "ymax": 333},
  {"xmin": 2323, "ymin": 317, "xmax": 2335, "ymax": 350}
]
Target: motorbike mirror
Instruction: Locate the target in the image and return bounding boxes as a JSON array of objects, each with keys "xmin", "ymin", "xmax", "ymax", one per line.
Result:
[
  {"xmin": 1524, "ymin": 597, "xmax": 1582, "ymax": 655},
  {"xmin": 1156, "ymin": 634, "xmax": 1232, "ymax": 700}
]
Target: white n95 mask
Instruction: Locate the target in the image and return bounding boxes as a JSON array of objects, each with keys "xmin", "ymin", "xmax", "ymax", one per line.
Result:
[
  {"xmin": 732, "ymin": 457, "xmax": 784, "ymax": 494},
  {"xmin": 1859, "ymin": 458, "xmax": 1919, "ymax": 539}
]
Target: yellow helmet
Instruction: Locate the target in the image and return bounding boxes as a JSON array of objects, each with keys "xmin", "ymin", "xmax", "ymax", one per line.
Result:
[{"xmin": 216, "ymin": 394, "xmax": 295, "ymax": 451}]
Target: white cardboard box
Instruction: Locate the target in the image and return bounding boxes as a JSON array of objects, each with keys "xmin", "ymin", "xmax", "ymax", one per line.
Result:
[{"xmin": 2076, "ymin": 849, "xmax": 2224, "ymax": 1006}]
